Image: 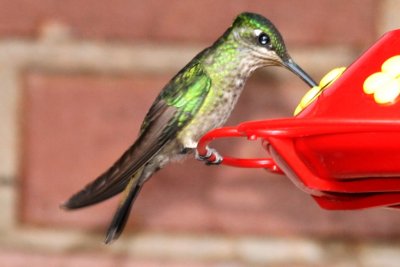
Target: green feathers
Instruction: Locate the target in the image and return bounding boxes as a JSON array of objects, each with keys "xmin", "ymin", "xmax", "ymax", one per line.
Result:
[
  {"xmin": 232, "ymin": 12, "xmax": 288, "ymax": 60},
  {"xmin": 161, "ymin": 62, "xmax": 211, "ymax": 127}
]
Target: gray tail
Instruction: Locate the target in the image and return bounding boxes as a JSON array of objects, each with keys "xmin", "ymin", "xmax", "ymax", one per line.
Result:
[{"xmin": 104, "ymin": 183, "xmax": 143, "ymax": 244}]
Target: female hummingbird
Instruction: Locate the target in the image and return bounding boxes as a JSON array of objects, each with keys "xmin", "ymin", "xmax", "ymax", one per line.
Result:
[{"xmin": 63, "ymin": 12, "xmax": 316, "ymax": 243}]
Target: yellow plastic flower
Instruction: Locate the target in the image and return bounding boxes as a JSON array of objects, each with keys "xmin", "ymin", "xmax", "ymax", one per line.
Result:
[
  {"xmin": 319, "ymin": 67, "xmax": 347, "ymax": 88},
  {"xmin": 294, "ymin": 67, "xmax": 346, "ymax": 115},
  {"xmin": 363, "ymin": 55, "xmax": 400, "ymax": 104}
]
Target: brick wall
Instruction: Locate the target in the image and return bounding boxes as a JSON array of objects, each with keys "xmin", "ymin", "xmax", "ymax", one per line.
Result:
[{"xmin": 1, "ymin": 1, "xmax": 400, "ymax": 266}]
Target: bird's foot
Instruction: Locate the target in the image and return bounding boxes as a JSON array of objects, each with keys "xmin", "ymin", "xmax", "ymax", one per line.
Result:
[
  {"xmin": 180, "ymin": 147, "xmax": 193, "ymax": 155},
  {"xmin": 195, "ymin": 147, "xmax": 223, "ymax": 165}
]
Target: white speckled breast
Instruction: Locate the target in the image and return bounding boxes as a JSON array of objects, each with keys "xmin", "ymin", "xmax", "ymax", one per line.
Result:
[
  {"xmin": 177, "ymin": 75, "xmax": 247, "ymax": 148},
  {"xmin": 177, "ymin": 43, "xmax": 265, "ymax": 149}
]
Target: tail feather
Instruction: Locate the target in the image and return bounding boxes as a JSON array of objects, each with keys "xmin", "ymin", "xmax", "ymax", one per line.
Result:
[
  {"xmin": 104, "ymin": 170, "xmax": 144, "ymax": 244},
  {"xmin": 61, "ymin": 139, "xmax": 148, "ymax": 210}
]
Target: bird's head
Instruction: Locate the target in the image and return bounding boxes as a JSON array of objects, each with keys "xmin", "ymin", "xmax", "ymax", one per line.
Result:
[{"xmin": 228, "ymin": 12, "xmax": 317, "ymax": 87}]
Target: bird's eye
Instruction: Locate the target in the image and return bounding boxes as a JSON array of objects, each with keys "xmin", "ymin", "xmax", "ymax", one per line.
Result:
[{"xmin": 258, "ymin": 33, "xmax": 271, "ymax": 47}]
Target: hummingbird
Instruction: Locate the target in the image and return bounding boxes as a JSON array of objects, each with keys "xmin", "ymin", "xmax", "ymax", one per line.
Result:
[{"xmin": 62, "ymin": 12, "xmax": 317, "ymax": 244}]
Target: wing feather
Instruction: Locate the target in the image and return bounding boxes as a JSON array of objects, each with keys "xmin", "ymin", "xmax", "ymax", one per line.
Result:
[{"xmin": 63, "ymin": 61, "xmax": 211, "ymax": 209}]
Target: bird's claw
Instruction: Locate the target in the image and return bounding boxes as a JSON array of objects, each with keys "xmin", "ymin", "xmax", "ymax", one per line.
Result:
[
  {"xmin": 205, "ymin": 153, "xmax": 223, "ymax": 165},
  {"xmin": 196, "ymin": 147, "xmax": 223, "ymax": 165}
]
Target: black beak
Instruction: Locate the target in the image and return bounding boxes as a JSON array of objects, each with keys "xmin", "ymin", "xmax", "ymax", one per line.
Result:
[{"xmin": 284, "ymin": 58, "xmax": 317, "ymax": 87}]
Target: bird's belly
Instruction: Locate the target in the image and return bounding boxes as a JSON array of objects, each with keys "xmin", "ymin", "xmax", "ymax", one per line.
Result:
[{"xmin": 177, "ymin": 100, "xmax": 235, "ymax": 148}]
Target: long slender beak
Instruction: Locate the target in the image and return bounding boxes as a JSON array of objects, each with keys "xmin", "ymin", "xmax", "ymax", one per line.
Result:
[{"xmin": 284, "ymin": 58, "xmax": 317, "ymax": 87}]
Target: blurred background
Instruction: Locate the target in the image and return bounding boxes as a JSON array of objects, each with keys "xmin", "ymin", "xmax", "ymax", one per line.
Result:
[{"xmin": 1, "ymin": 0, "xmax": 400, "ymax": 266}]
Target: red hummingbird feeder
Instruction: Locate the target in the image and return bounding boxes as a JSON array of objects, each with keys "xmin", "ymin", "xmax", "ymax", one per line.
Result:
[{"xmin": 197, "ymin": 29, "xmax": 400, "ymax": 210}]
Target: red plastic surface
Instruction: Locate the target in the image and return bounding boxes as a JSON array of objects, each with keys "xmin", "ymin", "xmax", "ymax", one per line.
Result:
[{"xmin": 196, "ymin": 29, "xmax": 400, "ymax": 210}]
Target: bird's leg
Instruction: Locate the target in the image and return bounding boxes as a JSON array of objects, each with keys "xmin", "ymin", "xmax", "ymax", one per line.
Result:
[
  {"xmin": 195, "ymin": 146, "xmax": 223, "ymax": 165},
  {"xmin": 180, "ymin": 147, "xmax": 194, "ymax": 154},
  {"xmin": 181, "ymin": 138, "xmax": 223, "ymax": 165}
]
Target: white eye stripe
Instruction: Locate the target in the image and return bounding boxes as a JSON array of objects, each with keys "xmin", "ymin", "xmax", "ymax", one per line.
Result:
[{"xmin": 254, "ymin": 29, "xmax": 263, "ymax": 36}]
